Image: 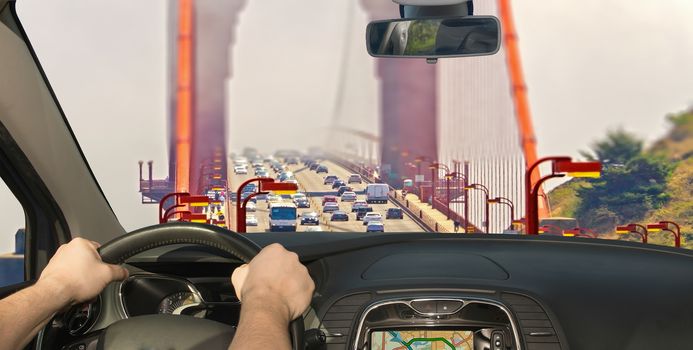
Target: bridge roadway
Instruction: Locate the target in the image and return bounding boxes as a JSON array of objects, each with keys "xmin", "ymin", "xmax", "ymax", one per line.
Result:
[{"xmin": 227, "ymin": 160, "xmax": 425, "ymax": 233}]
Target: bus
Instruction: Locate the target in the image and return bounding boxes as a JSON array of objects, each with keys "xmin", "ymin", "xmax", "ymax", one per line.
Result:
[{"xmin": 268, "ymin": 202, "xmax": 298, "ymax": 232}]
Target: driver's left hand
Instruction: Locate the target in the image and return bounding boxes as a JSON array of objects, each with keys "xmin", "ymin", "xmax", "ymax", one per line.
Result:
[{"xmin": 38, "ymin": 238, "xmax": 129, "ymax": 306}]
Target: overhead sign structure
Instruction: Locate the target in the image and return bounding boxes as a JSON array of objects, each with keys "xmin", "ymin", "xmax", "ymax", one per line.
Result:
[
  {"xmin": 179, "ymin": 195, "xmax": 211, "ymax": 207},
  {"xmin": 181, "ymin": 213, "xmax": 208, "ymax": 223},
  {"xmin": 260, "ymin": 182, "xmax": 298, "ymax": 195},
  {"xmin": 553, "ymin": 161, "xmax": 602, "ymax": 178}
]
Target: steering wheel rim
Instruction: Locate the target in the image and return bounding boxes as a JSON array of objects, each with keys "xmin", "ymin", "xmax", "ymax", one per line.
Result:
[{"xmin": 97, "ymin": 222, "xmax": 304, "ymax": 350}]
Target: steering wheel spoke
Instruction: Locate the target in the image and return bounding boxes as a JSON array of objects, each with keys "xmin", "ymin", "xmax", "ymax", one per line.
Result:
[{"xmin": 92, "ymin": 222, "xmax": 304, "ymax": 350}]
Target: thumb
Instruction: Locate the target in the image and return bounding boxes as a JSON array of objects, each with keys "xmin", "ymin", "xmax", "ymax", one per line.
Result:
[
  {"xmin": 104, "ymin": 263, "xmax": 129, "ymax": 282},
  {"xmin": 231, "ymin": 264, "xmax": 249, "ymax": 301}
]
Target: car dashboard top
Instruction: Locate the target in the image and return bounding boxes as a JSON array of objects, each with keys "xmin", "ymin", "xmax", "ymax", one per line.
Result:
[{"xmin": 47, "ymin": 233, "xmax": 693, "ymax": 350}]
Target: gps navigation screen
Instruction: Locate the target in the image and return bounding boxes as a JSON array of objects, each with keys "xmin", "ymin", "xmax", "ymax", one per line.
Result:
[{"xmin": 370, "ymin": 330, "xmax": 474, "ymax": 350}]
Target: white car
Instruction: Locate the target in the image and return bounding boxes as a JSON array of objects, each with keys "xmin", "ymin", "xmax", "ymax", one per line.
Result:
[
  {"xmin": 348, "ymin": 174, "xmax": 362, "ymax": 184},
  {"xmin": 362, "ymin": 212, "xmax": 383, "ymax": 225},
  {"xmin": 291, "ymin": 193, "xmax": 307, "ymax": 201},
  {"xmin": 341, "ymin": 191, "xmax": 357, "ymax": 202},
  {"xmin": 322, "ymin": 202, "xmax": 339, "ymax": 213},
  {"xmin": 303, "ymin": 226, "xmax": 323, "ymax": 232},
  {"xmin": 366, "ymin": 221, "xmax": 384, "ymax": 232},
  {"xmin": 234, "ymin": 166, "xmax": 248, "ymax": 174},
  {"xmin": 245, "ymin": 214, "xmax": 258, "ymax": 226},
  {"xmin": 267, "ymin": 195, "xmax": 283, "ymax": 208},
  {"xmin": 246, "ymin": 202, "xmax": 256, "ymax": 212}
]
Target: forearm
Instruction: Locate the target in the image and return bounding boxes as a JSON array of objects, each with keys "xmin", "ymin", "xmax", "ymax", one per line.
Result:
[
  {"xmin": 0, "ymin": 279, "xmax": 71, "ymax": 350},
  {"xmin": 228, "ymin": 300, "xmax": 292, "ymax": 350}
]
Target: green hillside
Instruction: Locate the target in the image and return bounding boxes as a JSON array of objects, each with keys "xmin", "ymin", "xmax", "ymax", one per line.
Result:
[{"xmin": 548, "ymin": 108, "xmax": 693, "ymax": 249}]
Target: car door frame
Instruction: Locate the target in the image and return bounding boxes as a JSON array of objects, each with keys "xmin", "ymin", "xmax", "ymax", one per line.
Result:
[{"xmin": 0, "ymin": 0, "xmax": 84, "ymax": 296}]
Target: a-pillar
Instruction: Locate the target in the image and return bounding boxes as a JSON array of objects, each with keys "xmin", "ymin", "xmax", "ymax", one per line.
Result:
[{"xmin": 359, "ymin": 0, "xmax": 438, "ymax": 187}]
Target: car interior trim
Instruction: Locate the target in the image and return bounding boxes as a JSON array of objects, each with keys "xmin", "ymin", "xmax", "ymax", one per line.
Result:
[{"xmin": 352, "ymin": 296, "xmax": 522, "ymax": 350}]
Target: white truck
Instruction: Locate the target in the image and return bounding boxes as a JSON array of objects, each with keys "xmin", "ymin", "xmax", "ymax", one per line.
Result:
[
  {"xmin": 366, "ymin": 183, "xmax": 390, "ymax": 204},
  {"xmin": 268, "ymin": 202, "xmax": 298, "ymax": 232}
]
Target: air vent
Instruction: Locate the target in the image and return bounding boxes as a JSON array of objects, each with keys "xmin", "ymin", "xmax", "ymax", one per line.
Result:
[
  {"xmin": 321, "ymin": 293, "xmax": 372, "ymax": 349},
  {"xmin": 501, "ymin": 293, "xmax": 562, "ymax": 350}
]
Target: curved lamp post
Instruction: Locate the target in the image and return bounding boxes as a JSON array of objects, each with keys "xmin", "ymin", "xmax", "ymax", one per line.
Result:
[
  {"xmin": 488, "ymin": 196, "xmax": 515, "ymax": 231},
  {"xmin": 465, "ymin": 183, "xmax": 490, "ymax": 233},
  {"xmin": 235, "ymin": 178, "xmax": 296, "ymax": 233},
  {"xmin": 429, "ymin": 162, "xmax": 450, "ymax": 206},
  {"xmin": 525, "ymin": 157, "xmax": 601, "ymax": 235},
  {"xmin": 616, "ymin": 223, "xmax": 648, "ymax": 244},
  {"xmin": 646, "ymin": 221, "xmax": 682, "ymax": 248},
  {"xmin": 446, "ymin": 172, "xmax": 468, "ymax": 230}
]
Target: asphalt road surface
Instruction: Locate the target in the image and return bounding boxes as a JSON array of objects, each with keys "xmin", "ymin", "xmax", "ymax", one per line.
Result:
[{"xmin": 227, "ymin": 160, "xmax": 425, "ymax": 233}]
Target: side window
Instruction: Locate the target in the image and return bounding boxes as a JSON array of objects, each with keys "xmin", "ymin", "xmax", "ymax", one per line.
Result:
[{"xmin": 0, "ymin": 179, "xmax": 26, "ymax": 287}]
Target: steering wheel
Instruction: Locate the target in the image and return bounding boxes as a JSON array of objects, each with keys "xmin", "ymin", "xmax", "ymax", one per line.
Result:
[{"xmin": 96, "ymin": 222, "xmax": 305, "ymax": 349}]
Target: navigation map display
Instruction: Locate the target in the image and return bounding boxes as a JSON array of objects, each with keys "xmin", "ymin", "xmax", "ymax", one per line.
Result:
[{"xmin": 370, "ymin": 330, "xmax": 474, "ymax": 350}]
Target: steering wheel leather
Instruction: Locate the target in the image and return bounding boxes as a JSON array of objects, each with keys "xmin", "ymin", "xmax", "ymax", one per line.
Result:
[{"xmin": 97, "ymin": 222, "xmax": 305, "ymax": 350}]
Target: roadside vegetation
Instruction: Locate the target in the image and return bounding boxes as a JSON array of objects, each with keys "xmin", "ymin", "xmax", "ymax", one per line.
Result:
[{"xmin": 548, "ymin": 108, "xmax": 693, "ymax": 248}]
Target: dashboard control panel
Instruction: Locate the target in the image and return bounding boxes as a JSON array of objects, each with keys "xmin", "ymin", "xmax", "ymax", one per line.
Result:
[{"xmin": 353, "ymin": 297, "xmax": 520, "ymax": 350}]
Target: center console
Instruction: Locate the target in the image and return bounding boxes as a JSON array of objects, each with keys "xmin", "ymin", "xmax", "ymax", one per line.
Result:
[{"xmin": 352, "ymin": 297, "xmax": 520, "ymax": 350}]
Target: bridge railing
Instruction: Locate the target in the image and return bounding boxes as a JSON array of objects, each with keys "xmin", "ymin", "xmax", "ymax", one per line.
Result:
[{"xmin": 329, "ymin": 152, "xmax": 482, "ymax": 233}]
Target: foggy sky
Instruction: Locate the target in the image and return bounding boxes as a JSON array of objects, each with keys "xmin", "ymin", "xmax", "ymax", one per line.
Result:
[{"xmin": 1, "ymin": 0, "xmax": 692, "ymax": 253}]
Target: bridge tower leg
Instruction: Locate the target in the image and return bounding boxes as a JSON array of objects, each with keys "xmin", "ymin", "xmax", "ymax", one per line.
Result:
[
  {"xmin": 359, "ymin": 1, "xmax": 438, "ymax": 188},
  {"xmin": 190, "ymin": 0, "xmax": 247, "ymax": 196}
]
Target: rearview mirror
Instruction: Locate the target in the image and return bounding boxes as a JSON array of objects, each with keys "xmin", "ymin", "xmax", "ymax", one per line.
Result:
[{"xmin": 366, "ymin": 16, "xmax": 500, "ymax": 58}]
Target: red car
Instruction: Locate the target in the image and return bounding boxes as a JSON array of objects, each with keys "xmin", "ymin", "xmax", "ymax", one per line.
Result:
[{"xmin": 322, "ymin": 195, "xmax": 337, "ymax": 206}]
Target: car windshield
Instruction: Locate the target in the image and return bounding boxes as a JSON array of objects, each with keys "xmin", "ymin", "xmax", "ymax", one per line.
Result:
[
  {"xmin": 270, "ymin": 207, "xmax": 297, "ymax": 220},
  {"xmin": 12, "ymin": 0, "xmax": 691, "ymax": 250}
]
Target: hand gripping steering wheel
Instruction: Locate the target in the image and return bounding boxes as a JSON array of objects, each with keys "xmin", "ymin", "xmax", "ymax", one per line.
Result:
[{"xmin": 96, "ymin": 222, "xmax": 305, "ymax": 349}]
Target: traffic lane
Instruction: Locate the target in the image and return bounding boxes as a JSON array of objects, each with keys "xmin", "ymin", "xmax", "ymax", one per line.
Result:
[
  {"xmin": 229, "ymin": 168, "xmax": 329, "ymax": 233},
  {"xmin": 292, "ymin": 165, "xmax": 367, "ymax": 233},
  {"xmin": 290, "ymin": 163, "xmax": 424, "ymax": 233},
  {"xmin": 228, "ymin": 171, "xmax": 267, "ymax": 233},
  {"xmin": 294, "ymin": 161, "xmax": 368, "ymax": 193}
]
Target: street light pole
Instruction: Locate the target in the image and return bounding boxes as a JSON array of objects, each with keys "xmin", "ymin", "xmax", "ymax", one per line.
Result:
[
  {"xmin": 617, "ymin": 224, "xmax": 648, "ymax": 243},
  {"xmin": 159, "ymin": 192, "xmax": 190, "ymax": 223},
  {"xmin": 489, "ymin": 196, "xmax": 515, "ymax": 230},
  {"xmin": 466, "ymin": 183, "xmax": 490, "ymax": 233},
  {"xmin": 525, "ymin": 157, "xmax": 602, "ymax": 235},
  {"xmin": 429, "ymin": 162, "xmax": 450, "ymax": 208},
  {"xmin": 661, "ymin": 221, "xmax": 682, "ymax": 248},
  {"xmin": 647, "ymin": 221, "xmax": 682, "ymax": 248},
  {"xmin": 525, "ymin": 157, "xmax": 570, "ymax": 235},
  {"xmin": 431, "ymin": 166, "xmax": 436, "ymax": 205},
  {"xmin": 235, "ymin": 177, "xmax": 275, "ymax": 233},
  {"xmin": 446, "ymin": 175, "xmax": 451, "ymax": 219}
]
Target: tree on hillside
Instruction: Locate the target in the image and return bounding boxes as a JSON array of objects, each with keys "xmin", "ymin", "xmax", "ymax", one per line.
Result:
[
  {"xmin": 575, "ymin": 154, "xmax": 672, "ymax": 230},
  {"xmin": 579, "ymin": 128, "xmax": 643, "ymax": 166},
  {"xmin": 574, "ymin": 129, "xmax": 673, "ymax": 231}
]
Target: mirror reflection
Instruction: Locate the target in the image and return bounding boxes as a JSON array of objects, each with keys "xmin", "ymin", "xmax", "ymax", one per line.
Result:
[{"xmin": 367, "ymin": 16, "xmax": 500, "ymax": 58}]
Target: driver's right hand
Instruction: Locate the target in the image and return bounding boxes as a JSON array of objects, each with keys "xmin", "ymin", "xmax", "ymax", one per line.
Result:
[{"xmin": 231, "ymin": 243, "xmax": 314, "ymax": 322}]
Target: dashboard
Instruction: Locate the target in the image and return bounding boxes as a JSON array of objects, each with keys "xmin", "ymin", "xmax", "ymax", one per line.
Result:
[{"xmin": 46, "ymin": 232, "xmax": 693, "ymax": 350}]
